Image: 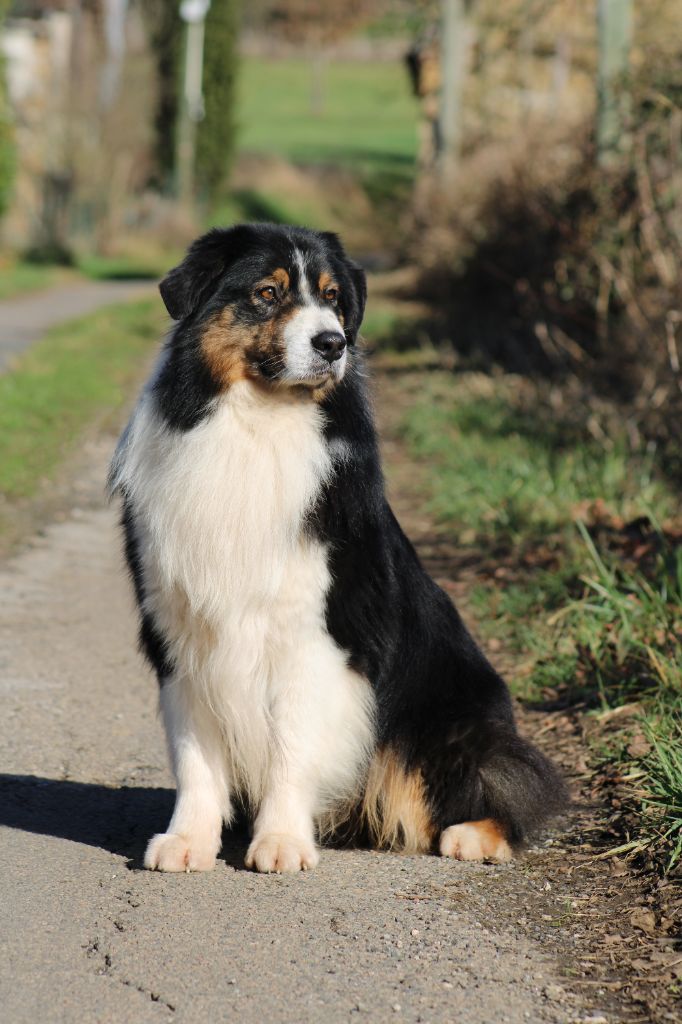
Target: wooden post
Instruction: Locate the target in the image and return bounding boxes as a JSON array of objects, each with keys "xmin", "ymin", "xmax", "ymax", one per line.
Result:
[{"xmin": 597, "ymin": 0, "xmax": 633, "ymax": 165}]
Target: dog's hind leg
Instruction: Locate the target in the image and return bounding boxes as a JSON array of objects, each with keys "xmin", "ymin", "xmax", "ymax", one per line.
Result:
[
  {"xmin": 439, "ymin": 819, "xmax": 512, "ymax": 861},
  {"xmin": 144, "ymin": 674, "xmax": 231, "ymax": 872},
  {"xmin": 431, "ymin": 724, "xmax": 568, "ymax": 863}
]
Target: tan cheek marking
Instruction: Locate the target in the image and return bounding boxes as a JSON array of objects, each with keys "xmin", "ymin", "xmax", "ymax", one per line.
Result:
[
  {"xmin": 360, "ymin": 747, "xmax": 436, "ymax": 854},
  {"xmin": 200, "ymin": 309, "xmax": 252, "ymax": 389},
  {"xmin": 248, "ymin": 302, "xmax": 296, "ymax": 347},
  {"xmin": 242, "ymin": 302, "xmax": 300, "ymax": 375}
]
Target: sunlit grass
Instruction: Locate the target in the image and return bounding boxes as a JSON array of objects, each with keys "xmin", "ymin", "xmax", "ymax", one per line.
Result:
[
  {"xmin": 403, "ymin": 370, "xmax": 682, "ymax": 869},
  {"xmin": 238, "ymin": 57, "xmax": 418, "ymax": 178},
  {"xmin": 401, "ymin": 376, "xmax": 674, "ymax": 546},
  {"xmin": 0, "ymin": 258, "xmax": 61, "ymax": 300},
  {"xmin": 0, "ymin": 299, "xmax": 162, "ymax": 502}
]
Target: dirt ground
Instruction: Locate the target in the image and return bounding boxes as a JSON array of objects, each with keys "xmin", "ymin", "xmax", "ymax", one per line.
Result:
[{"xmin": 0, "ymin": 345, "xmax": 678, "ymax": 1023}]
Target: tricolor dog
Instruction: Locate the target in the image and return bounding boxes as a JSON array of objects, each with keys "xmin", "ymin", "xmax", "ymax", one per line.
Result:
[{"xmin": 109, "ymin": 223, "xmax": 566, "ymax": 873}]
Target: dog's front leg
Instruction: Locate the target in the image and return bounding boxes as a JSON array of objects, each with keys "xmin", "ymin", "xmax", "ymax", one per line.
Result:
[
  {"xmin": 244, "ymin": 656, "xmax": 322, "ymax": 874},
  {"xmin": 144, "ymin": 675, "xmax": 231, "ymax": 872},
  {"xmin": 243, "ymin": 629, "xmax": 374, "ymax": 873},
  {"xmin": 245, "ymin": 773, "xmax": 319, "ymax": 874}
]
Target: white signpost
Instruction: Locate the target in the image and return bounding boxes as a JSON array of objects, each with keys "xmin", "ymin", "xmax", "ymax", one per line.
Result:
[{"xmin": 177, "ymin": 0, "xmax": 212, "ymax": 203}]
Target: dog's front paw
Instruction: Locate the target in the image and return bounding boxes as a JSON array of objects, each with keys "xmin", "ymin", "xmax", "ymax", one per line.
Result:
[
  {"xmin": 245, "ymin": 833, "xmax": 319, "ymax": 874},
  {"xmin": 144, "ymin": 832, "xmax": 218, "ymax": 872},
  {"xmin": 440, "ymin": 820, "xmax": 512, "ymax": 863}
]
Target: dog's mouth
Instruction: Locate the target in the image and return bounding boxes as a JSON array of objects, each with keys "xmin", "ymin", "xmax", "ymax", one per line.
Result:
[{"xmin": 280, "ymin": 352, "xmax": 347, "ymax": 389}]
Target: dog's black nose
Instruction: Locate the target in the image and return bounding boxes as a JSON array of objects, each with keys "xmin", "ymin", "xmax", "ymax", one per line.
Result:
[{"xmin": 311, "ymin": 331, "xmax": 346, "ymax": 363}]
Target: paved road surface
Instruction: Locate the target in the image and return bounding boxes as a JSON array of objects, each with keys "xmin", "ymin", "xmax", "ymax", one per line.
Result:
[
  {"xmin": 0, "ymin": 279, "xmax": 155, "ymax": 372},
  {"xmin": 0, "ymin": 400, "xmax": 610, "ymax": 1023}
]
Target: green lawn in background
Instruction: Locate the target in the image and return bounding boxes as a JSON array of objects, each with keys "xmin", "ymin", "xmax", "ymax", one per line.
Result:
[
  {"xmin": 237, "ymin": 56, "xmax": 418, "ymax": 180},
  {"xmin": 0, "ymin": 260, "xmax": 62, "ymax": 300},
  {"xmin": 0, "ymin": 299, "xmax": 162, "ymax": 502}
]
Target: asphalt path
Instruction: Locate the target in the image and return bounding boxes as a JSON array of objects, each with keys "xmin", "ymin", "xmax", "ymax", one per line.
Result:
[
  {"xmin": 0, "ymin": 297, "xmax": 611, "ymax": 1023},
  {"xmin": 0, "ymin": 279, "xmax": 154, "ymax": 372}
]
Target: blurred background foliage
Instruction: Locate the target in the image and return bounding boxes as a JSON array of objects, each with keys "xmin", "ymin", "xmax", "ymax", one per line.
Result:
[{"xmin": 0, "ymin": 0, "xmax": 14, "ymax": 218}]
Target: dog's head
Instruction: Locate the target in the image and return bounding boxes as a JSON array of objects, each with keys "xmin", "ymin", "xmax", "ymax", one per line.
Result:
[{"xmin": 160, "ymin": 223, "xmax": 367, "ymax": 392}]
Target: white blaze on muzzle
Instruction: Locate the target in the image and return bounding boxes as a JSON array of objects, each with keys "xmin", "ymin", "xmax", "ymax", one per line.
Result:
[{"xmin": 281, "ymin": 249, "xmax": 347, "ymax": 383}]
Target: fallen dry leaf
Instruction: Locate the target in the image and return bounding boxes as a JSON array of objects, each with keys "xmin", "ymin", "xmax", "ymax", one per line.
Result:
[{"xmin": 630, "ymin": 907, "xmax": 656, "ymax": 935}]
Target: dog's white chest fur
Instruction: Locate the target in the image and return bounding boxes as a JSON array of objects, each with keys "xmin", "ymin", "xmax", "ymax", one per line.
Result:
[
  {"xmin": 114, "ymin": 380, "xmax": 374, "ymax": 806},
  {"xmin": 121, "ymin": 380, "xmax": 331, "ymax": 608}
]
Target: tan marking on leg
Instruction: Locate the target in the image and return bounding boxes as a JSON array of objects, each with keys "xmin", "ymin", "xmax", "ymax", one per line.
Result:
[
  {"xmin": 361, "ymin": 748, "xmax": 436, "ymax": 854},
  {"xmin": 439, "ymin": 819, "xmax": 512, "ymax": 862}
]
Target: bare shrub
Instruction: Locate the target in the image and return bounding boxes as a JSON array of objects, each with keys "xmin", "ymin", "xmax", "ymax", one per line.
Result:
[{"xmin": 413, "ymin": 53, "xmax": 682, "ymax": 476}]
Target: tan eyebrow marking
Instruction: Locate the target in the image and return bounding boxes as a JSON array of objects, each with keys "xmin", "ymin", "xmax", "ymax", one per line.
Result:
[
  {"xmin": 272, "ymin": 267, "xmax": 290, "ymax": 289},
  {"xmin": 318, "ymin": 271, "xmax": 338, "ymax": 293}
]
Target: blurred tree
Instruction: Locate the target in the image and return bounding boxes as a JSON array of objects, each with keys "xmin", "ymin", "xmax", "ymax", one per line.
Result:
[
  {"xmin": 143, "ymin": 0, "xmax": 183, "ymax": 190},
  {"xmin": 438, "ymin": 0, "xmax": 475, "ymax": 178},
  {"xmin": 0, "ymin": 0, "xmax": 15, "ymax": 220},
  {"xmin": 195, "ymin": 0, "xmax": 239, "ymax": 201}
]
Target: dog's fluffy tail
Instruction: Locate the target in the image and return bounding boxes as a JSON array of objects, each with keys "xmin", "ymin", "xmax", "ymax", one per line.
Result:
[
  {"xmin": 428, "ymin": 721, "xmax": 569, "ymax": 847},
  {"xmin": 476, "ymin": 728, "xmax": 569, "ymax": 844}
]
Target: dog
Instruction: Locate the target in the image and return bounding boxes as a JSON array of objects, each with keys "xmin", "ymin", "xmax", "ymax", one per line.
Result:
[{"xmin": 109, "ymin": 223, "xmax": 566, "ymax": 873}]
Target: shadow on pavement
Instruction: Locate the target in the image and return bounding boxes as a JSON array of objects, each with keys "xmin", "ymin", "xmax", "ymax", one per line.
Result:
[{"xmin": 0, "ymin": 773, "xmax": 251, "ymax": 871}]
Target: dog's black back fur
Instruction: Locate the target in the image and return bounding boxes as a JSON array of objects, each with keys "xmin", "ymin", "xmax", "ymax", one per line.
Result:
[{"xmin": 313, "ymin": 369, "xmax": 567, "ymax": 844}]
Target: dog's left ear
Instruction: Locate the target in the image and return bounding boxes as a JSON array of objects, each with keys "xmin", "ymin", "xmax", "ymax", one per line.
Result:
[
  {"xmin": 319, "ymin": 231, "xmax": 367, "ymax": 341},
  {"xmin": 159, "ymin": 226, "xmax": 252, "ymax": 320},
  {"xmin": 346, "ymin": 260, "xmax": 367, "ymax": 340},
  {"xmin": 341, "ymin": 258, "xmax": 367, "ymax": 344}
]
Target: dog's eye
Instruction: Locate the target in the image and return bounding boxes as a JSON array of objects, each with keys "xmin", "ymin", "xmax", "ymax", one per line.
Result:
[
  {"xmin": 258, "ymin": 286, "xmax": 277, "ymax": 303},
  {"xmin": 324, "ymin": 287, "xmax": 338, "ymax": 304}
]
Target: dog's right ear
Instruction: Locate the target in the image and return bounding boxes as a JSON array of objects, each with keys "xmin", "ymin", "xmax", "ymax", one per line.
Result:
[{"xmin": 159, "ymin": 226, "xmax": 250, "ymax": 320}]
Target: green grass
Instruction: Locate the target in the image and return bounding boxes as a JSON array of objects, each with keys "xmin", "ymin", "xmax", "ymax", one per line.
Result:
[
  {"xmin": 235, "ymin": 54, "xmax": 419, "ymax": 224},
  {"xmin": 0, "ymin": 299, "xmax": 162, "ymax": 502},
  {"xmin": 0, "ymin": 253, "xmax": 169, "ymax": 301},
  {"xmin": 402, "ymin": 371, "xmax": 682, "ymax": 870},
  {"xmin": 402, "ymin": 377, "xmax": 673, "ymax": 547},
  {"xmin": 209, "ymin": 185, "xmax": 338, "ymax": 236},
  {"xmin": 209, "ymin": 56, "xmax": 420, "ymax": 237},
  {"xmin": 236, "ymin": 56, "xmax": 418, "ymax": 202},
  {"xmin": 360, "ymin": 304, "xmax": 408, "ymax": 344},
  {"xmin": 76, "ymin": 253, "xmax": 170, "ymax": 282},
  {"xmin": 0, "ymin": 259, "xmax": 61, "ymax": 300}
]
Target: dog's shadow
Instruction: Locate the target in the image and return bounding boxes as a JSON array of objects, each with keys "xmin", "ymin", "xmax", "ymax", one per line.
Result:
[{"xmin": 0, "ymin": 773, "xmax": 250, "ymax": 871}]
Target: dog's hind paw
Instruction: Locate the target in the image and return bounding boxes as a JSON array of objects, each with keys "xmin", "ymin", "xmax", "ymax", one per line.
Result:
[
  {"xmin": 245, "ymin": 833, "xmax": 319, "ymax": 874},
  {"xmin": 144, "ymin": 832, "xmax": 218, "ymax": 872},
  {"xmin": 439, "ymin": 820, "xmax": 512, "ymax": 863}
]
